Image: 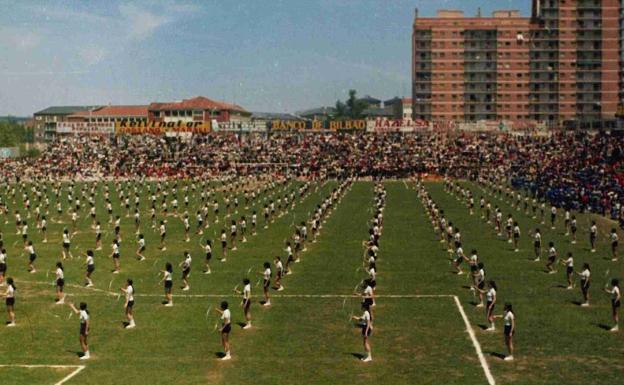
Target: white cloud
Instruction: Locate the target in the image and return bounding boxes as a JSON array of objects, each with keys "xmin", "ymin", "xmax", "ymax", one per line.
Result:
[
  {"xmin": 79, "ymin": 45, "xmax": 108, "ymax": 66},
  {"xmin": 0, "ymin": 27, "xmax": 42, "ymax": 50},
  {"xmin": 119, "ymin": 3, "xmax": 170, "ymax": 40}
]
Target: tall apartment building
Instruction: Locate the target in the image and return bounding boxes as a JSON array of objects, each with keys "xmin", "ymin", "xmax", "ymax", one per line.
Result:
[
  {"xmin": 412, "ymin": 9, "xmax": 531, "ymax": 125},
  {"xmin": 412, "ymin": 1, "xmax": 621, "ymax": 129}
]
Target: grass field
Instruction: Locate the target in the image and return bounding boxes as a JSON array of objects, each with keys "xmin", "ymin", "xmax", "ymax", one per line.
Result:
[{"xmin": 0, "ymin": 179, "xmax": 623, "ymax": 384}]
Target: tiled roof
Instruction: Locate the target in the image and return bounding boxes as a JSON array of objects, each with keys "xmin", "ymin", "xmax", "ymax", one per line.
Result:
[
  {"xmin": 148, "ymin": 96, "xmax": 248, "ymax": 113},
  {"xmin": 69, "ymin": 105, "xmax": 148, "ymax": 118},
  {"xmin": 34, "ymin": 106, "xmax": 99, "ymax": 116}
]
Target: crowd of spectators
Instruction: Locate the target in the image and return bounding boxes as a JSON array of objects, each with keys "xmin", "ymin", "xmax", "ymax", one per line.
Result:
[{"xmin": 1, "ymin": 130, "xmax": 623, "ymax": 222}]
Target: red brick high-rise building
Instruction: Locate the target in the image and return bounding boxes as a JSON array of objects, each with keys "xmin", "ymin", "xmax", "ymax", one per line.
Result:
[{"xmin": 412, "ymin": 1, "xmax": 621, "ymax": 129}]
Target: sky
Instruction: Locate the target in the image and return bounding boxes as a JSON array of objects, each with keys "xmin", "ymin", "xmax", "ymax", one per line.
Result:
[{"xmin": 0, "ymin": 0, "xmax": 529, "ymax": 116}]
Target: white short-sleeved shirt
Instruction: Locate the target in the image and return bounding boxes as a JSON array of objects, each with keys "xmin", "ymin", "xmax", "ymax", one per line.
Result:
[
  {"xmin": 580, "ymin": 269, "xmax": 590, "ymax": 281},
  {"xmin": 364, "ymin": 286, "xmax": 373, "ymax": 297},
  {"xmin": 264, "ymin": 268, "xmax": 271, "ymax": 280},
  {"xmin": 80, "ymin": 310, "xmax": 89, "ymax": 324},
  {"xmin": 204, "ymin": 244, "xmax": 212, "ymax": 253},
  {"xmin": 126, "ymin": 285, "xmax": 134, "ymax": 301},
  {"xmin": 222, "ymin": 309, "xmax": 231, "ymax": 324},
  {"xmin": 613, "ymin": 286, "xmax": 621, "ymax": 301},
  {"xmin": 362, "ymin": 310, "xmax": 371, "ymax": 325},
  {"xmin": 503, "ymin": 311, "xmax": 514, "ymax": 326},
  {"xmin": 6, "ymin": 285, "xmax": 14, "ymax": 298},
  {"xmin": 63, "ymin": 234, "xmax": 70, "ymax": 243},
  {"xmin": 243, "ymin": 284, "xmax": 251, "ymax": 300},
  {"xmin": 56, "ymin": 268, "xmax": 64, "ymax": 280},
  {"xmin": 164, "ymin": 271, "xmax": 172, "ymax": 281},
  {"xmin": 486, "ymin": 288, "xmax": 496, "ymax": 302},
  {"xmin": 86, "ymin": 255, "xmax": 94, "ymax": 266}
]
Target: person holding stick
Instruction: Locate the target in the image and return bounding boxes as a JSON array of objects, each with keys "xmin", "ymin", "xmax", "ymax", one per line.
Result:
[
  {"xmin": 68, "ymin": 302, "xmax": 90, "ymax": 360},
  {"xmin": 604, "ymin": 278, "xmax": 621, "ymax": 332},
  {"xmin": 351, "ymin": 302, "xmax": 373, "ymax": 362},
  {"xmin": 214, "ymin": 301, "xmax": 232, "ymax": 360}
]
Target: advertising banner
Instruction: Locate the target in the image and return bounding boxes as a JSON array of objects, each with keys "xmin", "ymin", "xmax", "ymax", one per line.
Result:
[{"xmin": 115, "ymin": 120, "xmax": 211, "ymax": 134}]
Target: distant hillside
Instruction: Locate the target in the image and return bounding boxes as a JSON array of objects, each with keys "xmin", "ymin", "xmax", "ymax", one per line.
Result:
[{"xmin": 0, "ymin": 116, "xmax": 29, "ymax": 123}]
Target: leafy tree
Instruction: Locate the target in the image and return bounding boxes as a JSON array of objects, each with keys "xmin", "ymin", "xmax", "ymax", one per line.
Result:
[{"xmin": 334, "ymin": 89, "xmax": 368, "ymax": 119}]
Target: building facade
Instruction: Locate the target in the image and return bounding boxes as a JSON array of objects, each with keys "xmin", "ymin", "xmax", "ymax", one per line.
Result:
[
  {"xmin": 33, "ymin": 106, "xmax": 99, "ymax": 139},
  {"xmin": 413, "ymin": 1, "xmax": 621, "ymax": 129},
  {"xmin": 148, "ymin": 96, "xmax": 251, "ymax": 124}
]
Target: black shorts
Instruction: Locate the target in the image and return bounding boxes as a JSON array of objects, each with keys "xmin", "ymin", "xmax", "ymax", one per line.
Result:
[
  {"xmin": 6, "ymin": 297, "xmax": 14, "ymax": 306},
  {"xmin": 478, "ymin": 281, "xmax": 485, "ymax": 290},
  {"xmin": 57, "ymin": 278, "xmax": 65, "ymax": 288},
  {"xmin": 29, "ymin": 254, "xmax": 37, "ymax": 262},
  {"xmin": 486, "ymin": 301, "xmax": 495, "ymax": 314},
  {"xmin": 613, "ymin": 241, "xmax": 619, "ymax": 249},
  {"xmin": 127, "ymin": 300, "xmax": 134, "ymax": 309},
  {"xmin": 566, "ymin": 266, "xmax": 573, "ymax": 275},
  {"xmin": 534, "ymin": 241, "xmax": 541, "ymax": 248},
  {"xmin": 231, "ymin": 232, "xmax": 237, "ymax": 237},
  {"xmin": 221, "ymin": 241, "xmax": 227, "ymax": 249},
  {"xmin": 206, "ymin": 252, "xmax": 212, "ymax": 261},
  {"xmin": 161, "ymin": 233, "xmax": 166, "ymax": 240},
  {"xmin": 361, "ymin": 326, "xmax": 372, "ymax": 337},
  {"xmin": 263, "ymin": 279, "xmax": 270, "ymax": 288},
  {"xmin": 0, "ymin": 263, "xmax": 6, "ymax": 273},
  {"xmin": 63, "ymin": 243, "xmax": 70, "ymax": 250},
  {"xmin": 370, "ymin": 280, "xmax": 376, "ymax": 289},
  {"xmin": 42, "ymin": 226, "xmax": 47, "ymax": 232},
  {"xmin": 139, "ymin": 246, "xmax": 145, "ymax": 253},
  {"xmin": 80, "ymin": 324, "xmax": 87, "ymax": 336},
  {"xmin": 87, "ymin": 265, "xmax": 95, "ymax": 273},
  {"xmin": 113, "ymin": 253, "xmax": 120, "ymax": 259},
  {"xmin": 548, "ymin": 256, "xmax": 556, "ymax": 263},
  {"xmin": 22, "ymin": 234, "xmax": 27, "ymax": 240},
  {"xmin": 96, "ymin": 234, "xmax": 101, "ymax": 241},
  {"xmin": 455, "ymin": 257, "xmax": 463, "ymax": 265},
  {"xmin": 504, "ymin": 325, "xmax": 514, "ymax": 337},
  {"xmin": 470, "ymin": 265, "xmax": 478, "ymax": 273},
  {"xmin": 222, "ymin": 324, "xmax": 231, "ymax": 334},
  {"xmin": 115, "ymin": 227, "xmax": 120, "ymax": 233},
  {"xmin": 363, "ymin": 298, "xmax": 373, "ymax": 307},
  {"xmin": 182, "ymin": 268, "xmax": 190, "ymax": 278},
  {"xmin": 164, "ymin": 281, "xmax": 172, "ymax": 293},
  {"xmin": 613, "ymin": 300, "xmax": 621, "ymax": 309}
]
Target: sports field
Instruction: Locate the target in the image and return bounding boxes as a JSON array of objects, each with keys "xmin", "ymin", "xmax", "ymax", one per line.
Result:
[{"xmin": 0, "ymin": 180, "xmax": 622, "ymax": 384}]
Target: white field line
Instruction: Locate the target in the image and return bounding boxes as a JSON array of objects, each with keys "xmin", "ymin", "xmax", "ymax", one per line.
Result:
[
  {"xmin": 0, "ymin": 364, "xmax": 86, "ymax": 385},
  {"xmin": 453, "ymin": 295, "xmax": 496, "ymax": 385}
]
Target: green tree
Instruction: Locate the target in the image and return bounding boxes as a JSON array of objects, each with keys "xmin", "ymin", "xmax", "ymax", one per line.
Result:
[
  {"xmin": 335, "ymin": 100, "xmax": 347, "ymax": 118},
  {"xmin": 335, "ymin": 89, "xmax": 368, "ymax": 119}
]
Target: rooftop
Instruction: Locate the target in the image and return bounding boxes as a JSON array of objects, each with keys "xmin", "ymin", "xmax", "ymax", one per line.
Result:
[
  {"xmin": 148, "ymin": 96, "xmax": 248, "ymax": 114},
  {"xmin": 34, "ymin": 106, "xmax": 100, "ymax": 116},
  {"xmin": 69, "ymin": 105, "xmax": 148, "ymax": 118}
]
